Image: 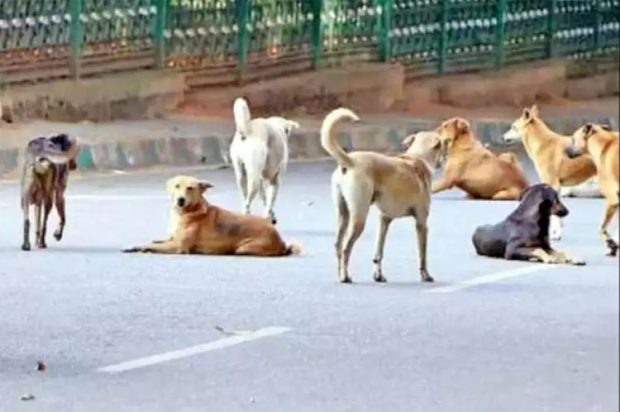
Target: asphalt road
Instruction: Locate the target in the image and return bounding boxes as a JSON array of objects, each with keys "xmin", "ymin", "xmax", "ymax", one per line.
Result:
[{"xmin": 0, "ymin": 161, "xmax": 618, "ymax": 412}]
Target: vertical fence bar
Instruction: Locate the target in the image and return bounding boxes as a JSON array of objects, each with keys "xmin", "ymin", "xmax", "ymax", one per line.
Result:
[
  {"xmin": 311, "ymin": 0, "xmax": 323, "ymax": 68},
  {"xmin": 69, "ymin": 0, "xmax": 83, "ymax": 80},
  {"xmin": 154, "ymin": 0, "xmax": 168, "ymax": 69},
  {"xmin": 236, "ymin": 0, "xmax": 251, "ymax": 82},
  {"xmin": 438, "ymin": 0, "xmax": 447, "ymax": 73},
  {"xmin": 379, "ymin": 0, "xmax": 393, "ymax": 62},
  {"xmin": 593, "ymin": 0, "xmax": 601, "ymax": 52},
  {"xmin": 494, "ymin": 0, "xmax": 506, "ymax": 69},
  {"xmin": 546, "ymin": 0, "xmax": 556, "ymax": 58}
]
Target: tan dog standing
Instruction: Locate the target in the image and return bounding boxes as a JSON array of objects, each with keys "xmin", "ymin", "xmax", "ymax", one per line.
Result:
[
  {"xmin": 433, "ymin": 118, "xmax": 529, "ymax": 200},
  {"xmin": 124, "ymin": 176, "xmax": 300, "ymax": 257},
  {"xmin": 322, "ymin": 108, "xmax": 434, "ymax": 284},
  {"xmin": 503, "ymin": 105, "xmax": 597, "ymax": 240},
  {"xmin": 566, "ymin": 123, "xmax": 619, "ymax": 256}
]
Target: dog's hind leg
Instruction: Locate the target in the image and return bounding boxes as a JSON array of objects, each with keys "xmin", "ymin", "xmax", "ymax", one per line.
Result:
[
  {"xmin": 600, "ymin": 203, "xmax": 619, "ymax": 256},
  {"xmin": 245, "ymin": 175, "xmax": 262, "ymax": 215},
  {"xmin": 372, "ymin": 215, "xmax": 392, "ymax": 283},
  {"xmin": 492, "ymin": 187, "xmax": 521, "ymax": 200},
  {"xmin": 37, "ymin": 197, "xmax": 53, "ymax": 248},
  {"xmin": 339, "ymin": 185, "xmax": 372, "ymax": 284},
  {"xmin": 333, "ymin": 186, "xmax": 350, "ymax": 280},
  {"xmin": 264, "ymin": 174, "xmax": 280, "ymax": 225},
  {"xmin": 53, "ymin": 190, "xmax": 66, "ymax": 241},
  {"xmin": 34, "ymin": 203, "xmax": 44, "ymax": 249},
  {"xmin": 233, "ymin": 162, "xmax": 249, "ymax": 212},
  {"xmin": 412, "ymin": 206, "xmax": 434, "ymax": 282},
  {"xmin": 21, "ymin": 198, "xmax": 31, "ymax": 251}
]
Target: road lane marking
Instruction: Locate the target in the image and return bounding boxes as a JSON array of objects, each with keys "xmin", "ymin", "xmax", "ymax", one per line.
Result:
[
  {"xmin": 426, "ymin": 265, "xmax": 558, "ymax": 294},
  {"xmin": 96, "ymin": 326, "xmax": 291, "ymax": 374}
]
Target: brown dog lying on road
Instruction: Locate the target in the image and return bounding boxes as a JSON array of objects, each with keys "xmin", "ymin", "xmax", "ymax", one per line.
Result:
[
  {"xmin": 124, "ymin": 175, "xmax": 300, "ymax": 257},
  {"xmin": 433, "ymin": 118, "xmax": 529, "ymax": 200},
  {"xmin": 503, "ymin": 105, "xmax": 597, "ymax": 240},
  {"xmin": 566, "ymin": 123, "xmax": 619, "ymax": 256},
  {"xmin": 21, "ymin": 134, "xmax": 79, "ymax": 251}
]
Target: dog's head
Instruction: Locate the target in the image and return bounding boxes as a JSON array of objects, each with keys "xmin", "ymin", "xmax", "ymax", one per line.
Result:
[
  {"xmin": 402, "ymin": 131, "xmax": 445, "ymax": 169},
  {"xmin": 435, "ymin": 118, "xmax": 472, "ymax": 151},
  {"xmin": 166, "ymin": 175, "xmax": 213, "ymax": 212},
  {"xmin": 565, "ymin": 123, "xmax": 613, "ymax": 158},
  {"xmin": 504, "ymin": 105, "xmax": 540, "ymax": 144},
  {"xmin": 519, "ymin": 184, "xmax": 568, "ymax": 218},
  {"xmin": 269, "ymin": 117, "xmax": 300, "ymax": 138}
]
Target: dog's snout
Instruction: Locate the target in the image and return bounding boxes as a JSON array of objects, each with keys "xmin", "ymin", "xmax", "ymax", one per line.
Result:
[
  {"xmin": 177, "ymin": 197, "xmax": 186, "ymax": 208},
  {"xmin": 554, "ymin": 202, "xmax": 569, "ymax": 218}
]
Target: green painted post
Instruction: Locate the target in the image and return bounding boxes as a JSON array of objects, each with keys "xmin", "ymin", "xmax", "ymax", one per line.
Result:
[
  {"xmin": 593, "ymin": 0, "xmax": 602, "ymax": 51},
  {"xmin": 495, "ymin": 0, "xmax": 506, "ymax": 69},
  {"xmin": 546, "ymin": 0, "xmax": 556, "ymax": 58},
  {"xmin": 311, "ymin": 0, "xmax": 323, "ymax": 68},
  {"xmin": 236, "ymin": 0, "xmax": 251, "ymax": 82},
  {"xmin": 438, "ymin": 0, "xmax": 448, "ymax": 74},
  {"xmin": 69, "ymin": 0, "xmax": 83, "ymax": 80},
  {"xmin": 154, "ymin": 0, "xmax": 167, "ymax": 69},
  {"xmin": 379, "ymin": 0, "xmax": 393, "ymax": 62}
]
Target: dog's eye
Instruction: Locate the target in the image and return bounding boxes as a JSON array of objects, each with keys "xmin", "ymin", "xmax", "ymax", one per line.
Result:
[{"xmin": 175, "ymin": 184, "xmax": 180, "ymax": 189}]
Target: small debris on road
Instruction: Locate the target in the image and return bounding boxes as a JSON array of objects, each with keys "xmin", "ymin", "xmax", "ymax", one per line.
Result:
[
  {"xmin": 20, "ymin": 393, "xmax": 35, "ymax": 401},
  {"xmin": 214, "ymin": 326, "xmax": 253, "ymax": 336},
  {"xmin": 36, "ymin": 361, "xmax": 46, "ymax": 372}
]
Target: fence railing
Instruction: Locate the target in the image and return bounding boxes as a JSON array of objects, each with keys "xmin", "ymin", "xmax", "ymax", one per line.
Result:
[{"xmin": 0, "ymin": 0, "xmax": 617, "ymax": 86}]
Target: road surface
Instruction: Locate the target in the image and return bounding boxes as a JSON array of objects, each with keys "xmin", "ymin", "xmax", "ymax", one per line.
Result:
[{"xmin": 0, "ymin": 161, "xmax": 618, "ymax": 412}]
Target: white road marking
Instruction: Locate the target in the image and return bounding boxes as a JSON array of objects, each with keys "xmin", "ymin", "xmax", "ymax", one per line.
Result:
[
  {"xmin": 96, "ymin": 326, "xmax": 291, "ymax": 374},
  {"xmin": 426, "ymin": 265, "xmax": 558, "ymax": 294}
]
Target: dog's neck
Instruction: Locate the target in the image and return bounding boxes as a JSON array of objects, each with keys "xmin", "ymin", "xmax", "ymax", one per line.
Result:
[
  {"xmin": 177, "ymin": 198, "xmax": 208, "ymax": 217},
  {"xmin": 522, "ymin": 118, "xmax": 569, "ymax": 153},
  {"xmin": 449, "ymin": 132, "xmax": 482, "ymax": 153}
]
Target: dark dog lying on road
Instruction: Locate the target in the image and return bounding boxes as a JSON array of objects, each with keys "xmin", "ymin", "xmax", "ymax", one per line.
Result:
[
  {"xmin": 21, "ymin": 134, "xmax": 78, "ymax": 251},
  {"xmin": 472, "ymin": 184, "xmax": 585, "ymax": 265}
]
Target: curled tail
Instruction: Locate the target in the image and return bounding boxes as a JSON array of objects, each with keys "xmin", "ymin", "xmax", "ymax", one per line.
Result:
[
  {"xmin": 320, "ymin": 108, "xmax": 359, "ymax": 169},
  {"xmin": 233, "ymin": 97, "xmax": 252, "ymax": 136}
]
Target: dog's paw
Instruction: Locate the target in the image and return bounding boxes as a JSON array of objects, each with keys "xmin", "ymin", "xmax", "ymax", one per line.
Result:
[
  {"xmin": 570, "ymin": 257, "xmax": 586, "ymax": 266},
  {"xmin": 21, "ymin": 243, "xmax": 31, "ymax": 252},
  {"xmin": 122, "ymin": 247, "xmax": 142, "ymax": 253},
  {"xmin": 53, "ymin": 231, "xmax": 62, "ymax": 242},
  {"xmin": 339, "ymin": 275, "xmax": 353, "ymax": 284},
  {"xmin": 373, "ymin": 270, "xmax": 387, "ymax": 283},
  {"xmin": 420, "ymin": 269, "xmax": 434, "ymax": 283},
  {"xmin": 605, "ymin": 239, "xmax": 619, "ymax": 257}
]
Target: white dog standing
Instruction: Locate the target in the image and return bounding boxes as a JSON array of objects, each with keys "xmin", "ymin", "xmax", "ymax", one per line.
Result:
[{"xmin": 229, "ymin": 97, "xmax": 299, "ymax": 224}]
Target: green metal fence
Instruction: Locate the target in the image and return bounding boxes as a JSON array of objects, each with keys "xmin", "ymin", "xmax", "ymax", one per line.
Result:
[{"xmin": 0, "ymin": 0, "xmax": 617, "ymax": 85}]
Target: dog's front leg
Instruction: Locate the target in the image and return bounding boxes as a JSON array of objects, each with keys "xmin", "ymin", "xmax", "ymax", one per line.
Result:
[
  {"xmin": 549, "ymin": 249, "xmax": 586, "ymax": 266},
  {"xmin": 506, "ymin": 243, "xmax": 556, "ymax": 263},
  {"xmin": 431, "ymin": 176, "xmax": 454, "ymax": 194},
  {"xmin": 123, "ymin": 239, "xmax": 186, "ymax": 254},
  {"xmin": 600, "ymin": 203, "xmax": 619, "ymax": 256},
  {"xmin": 372, "ymin": 215, "xmax": 392, "ymax": 283}
]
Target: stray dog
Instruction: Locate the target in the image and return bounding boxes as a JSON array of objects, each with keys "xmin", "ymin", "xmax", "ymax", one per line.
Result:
[
  {"xmin": 503, "ymin": 105, "xmax": 597, "ymax": 240},
  {"xmin": 21, "ymin": 134, "xmax": 79, "ymax": 251},
  {"xmin": 433, "ymin": 117, "xmax": 529, "ymax": 200},
  {"xmin": 322, "ymin": 108, "xmax": 434, "ymax": 284},
  {"xmin": 566, "ymin": 123, "xmax": 619, "ymax": 256},
  {"xmin": 401, "ymin": 131, "xmax": 446, "ymax": 172},
  {"xmin": 124, "ymin": 175, "xmax": 301, "ymax": 257},
  {"xmin": 229, "ymin": 97, "xmax": 300, "ymax": 224},
  {"xmin": 472, "ymin": 184, "xmax": 585, "ymax": 265}
]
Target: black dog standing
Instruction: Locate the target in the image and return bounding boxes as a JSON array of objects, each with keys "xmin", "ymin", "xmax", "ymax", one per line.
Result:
[{"xmin": 472, "ymin": 184, "xmax": 585, "ymax": 265}]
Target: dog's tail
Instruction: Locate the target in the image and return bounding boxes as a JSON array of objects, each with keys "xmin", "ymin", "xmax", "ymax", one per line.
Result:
[
  {"xmin": 233, "ymin": 97, "xmax": 252, "ymax": 136},
  {"xmin": 285, "ymin": 242, "xmax": 303, "ymax": 256},
  {"xmin": 320, "ymin": 108, "xmax": 359, "ymax": 169}
]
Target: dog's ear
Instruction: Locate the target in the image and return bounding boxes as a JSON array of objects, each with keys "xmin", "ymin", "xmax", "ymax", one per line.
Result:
[
  {"xmin": 197, "ymin": 181, "xmax": 213, "ymax": 193},
  {"xmin": 601, "ymin": 124, "xmax": 612, "ymax": 132},
  {"xmin": 166, "ymin": 177, "xmax": 179, "ymax": 194},
  {"xmin": 582, "ymin": 123, "xmax": 595, "ymax": 137},
  {"xmin": 402, "ymin": 134, "xmax": 416, "ymax": 148},
  {"xmin": 455, "ymin": 118, "xmax": 470, "ymax": 135}
]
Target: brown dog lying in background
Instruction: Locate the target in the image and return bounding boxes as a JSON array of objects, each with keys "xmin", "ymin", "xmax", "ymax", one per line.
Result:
[
  {"xmin": 21, "ymin": 134, "xmax": 79, "ymax": 251},
  {"xmin": 567, "ymin": 123, "xmax": 619, "ymax": 256},
  {"xmin": 123, "ymin": 175, "xmax": 300, "ymax": 256},
  {"xmin": 433, "ymin": 118, "xmax": 529, "ymax": 200}
]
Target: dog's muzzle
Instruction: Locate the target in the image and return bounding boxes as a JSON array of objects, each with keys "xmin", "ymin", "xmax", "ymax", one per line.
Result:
[
  {"xmin": 554, "ymin": 204, "xmax": 569, "ymax": 218},
  {"xmin": 564, "ymin": 146, "xmax": 582, "ymax": 159},
  {"xmin": 503, "ymin": 128, "xmax": 521, "ymax": 144},
  {"xmin": 176, "ymin": 197, "xmax": 186, "ymax": 208}
]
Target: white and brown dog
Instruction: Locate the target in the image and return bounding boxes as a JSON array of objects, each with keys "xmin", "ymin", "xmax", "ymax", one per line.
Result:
[
  {"xmin": 322, "ymin": 108, "xmax": 435, "ymax": 284},
  {"xmin": 229, "ymin": 97, "xmax": 299, "ymax": 225}
]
